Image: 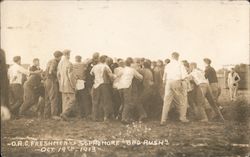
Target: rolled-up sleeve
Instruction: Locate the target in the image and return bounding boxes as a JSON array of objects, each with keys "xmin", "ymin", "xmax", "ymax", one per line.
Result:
[{"xmin": 18, "ymin": 65, "xmax": 30, "ymax": 76}]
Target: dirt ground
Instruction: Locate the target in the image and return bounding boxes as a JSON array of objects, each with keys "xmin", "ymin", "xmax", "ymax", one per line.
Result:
[{"xmin": 1, "ymin": 89, "xmax": 250, "ymax": 157}]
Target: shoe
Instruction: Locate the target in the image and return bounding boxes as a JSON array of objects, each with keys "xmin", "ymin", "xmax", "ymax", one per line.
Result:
[
  {"xmin": 104, "ymin": 117, "xmax": 110, "ymax": 123},
  {"xmin": 51, "ymin": 116, "xmax": 61, "ymax": 121},
  {"xmin": 139, "ymin": 116, "xmax": 147, "ymax": 122},
  {"xmin": 219, "ymin": 106, "xmax": 224, "ymax": 110},
  {"xmin": 160, "ymin": 121, "xmax": 167, "ymax": 126},
  {"xmin": 200, "ymin": 119, "xmax": 208, "ymax": 122},
  {"xmin": 60, "ymin": 114, "xmax": 69, "ymax": 121},
  {"xmin": 121, "ymin": 120, "xmax": 131, "ymax": 125}
]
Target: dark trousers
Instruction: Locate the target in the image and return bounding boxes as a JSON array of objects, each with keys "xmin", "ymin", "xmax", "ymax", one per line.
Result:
[
  {"xmin": 61, "ymin": 93, "xmax": 76, "ymax": 117},
  {"xmin": 44, "ymin": 79, "xmax": 60, "ymax": 118},
  {"xmin": 188, "ymin": 85, "xmax": 208, "ymax": 120},
  {"xmin": 92, "ymin": 84, "xmax": 113, "ymax": 121},
  {"xmin": 19, "ymin": 84, "xmax": 40, "ymax": 115},
  {"xmin": 112, "ymin": 88, "xmax": 122, "ymax": 118},
  {"xmin": 138, "ymin": 86, "xmax": 157, "ymax": 119},
  {"xmin": 121, "ymin": 84, "xmax": 147, "ymax": 122},
  {"xmin": 200, "ymin": 83, "xmax": 223, "ymax": 120},
  {"xmin": 76, "ymin": 88, "xmax": 92, "ymax": 118},
  {"xmin": 9, "ymin": 84, "xmax": 23, "ymax": 116}
]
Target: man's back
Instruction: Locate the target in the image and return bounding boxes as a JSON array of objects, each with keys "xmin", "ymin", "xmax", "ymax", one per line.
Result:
[
  {"xmin": 141, "ymin": 68, "xmax": 153, "ymax": 88},
  {"xmin": 164, "ymin": 60, "xmax": 186, "ymax": 80},
  {"xmin": 58, "ymin": 58, "xmax": 75, "ymax": 93},
  {"xmin": 73, "ymin": 62, "xmax": 86, "ymax": 80},
  {"xmin": 45, "ymin": 59, "xmax": 58, "ymax": 79}
]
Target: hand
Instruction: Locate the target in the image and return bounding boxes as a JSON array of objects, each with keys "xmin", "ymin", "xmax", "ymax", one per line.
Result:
[{"xmin": 35, "ymin": 69, "xmax": 42, "ymax": 73}]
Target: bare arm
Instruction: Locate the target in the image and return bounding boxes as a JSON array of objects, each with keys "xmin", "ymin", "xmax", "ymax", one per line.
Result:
[
  {"xmin": 105, "ymin": 66, "xmax": 114, "ymax": 80},
  {"xmin": 134, "ymin": 69, "xmax": 143, "ymax": 81}
]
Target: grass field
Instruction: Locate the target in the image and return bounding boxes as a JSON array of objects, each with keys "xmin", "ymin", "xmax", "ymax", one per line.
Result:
[{"xmin": 1, "ymin": 89, "xmax": 250, "ymax": 157}]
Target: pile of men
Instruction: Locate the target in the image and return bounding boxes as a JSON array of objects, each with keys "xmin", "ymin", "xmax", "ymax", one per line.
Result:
[{"xmin": 7, "ymin": 50, "xmax": 224, "ymax": 124}]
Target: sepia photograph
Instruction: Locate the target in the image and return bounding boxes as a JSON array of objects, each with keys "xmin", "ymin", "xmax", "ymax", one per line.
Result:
[{"xmin": 0, "ymin": 0, "xmax": 250, "ymax": 156}]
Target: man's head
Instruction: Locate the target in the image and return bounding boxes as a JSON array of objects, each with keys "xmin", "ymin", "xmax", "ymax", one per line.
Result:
[
  {"xmin": 203, "ymin": 58, "xmax": 211, "ymax": 66},
  {"xmin": 171, "ymin": 52, "xmax": 179, "ymax": 60},
  {"xmin": 133, "ymin": 58, "xmax": 140, "ymax": 64},
  {"xmin": 125, "ymin": 57, "xmax": 133, "ymax": 67},
  {"xmin": 189, "ymin": 62, "xmax": 197, "ymax": 71},
  {"xmin": 13, "ymin": 56, "xmax": 21, "ymax": 65},
  {"xmin": 143, "ymin": 60, "xmax": 151, "ymax": 69},
  {"xmin": 106, "ymin": 57, "xmax": 113, "ymax": 66},
  {"xmin": 75, "ymin": 55, "xmax": 82, "ymax": 63},
  {"xmin": 33, "ymin": 58, "xmax": 40, "ymax": 66},
  {"xmin": 53, "ymin": 51, "xmax": 63, "ymax": 61},
  {"xmin": 117, "ymin": 59, "xmax": 125, "ymax": 67},
  {"xmin": 92, "ymin": 52, "xmax": 100, "ymax": 64},
  {"xmin": 99, "ymin": 55, "xmax": 108, "ymax": 63},
  {"xmin": 164, "ymin": 58, "xmax": 170, "ymax": 65},
  {"xmin": 156, "ymin": 60, "xmax": 163, "ymax": 67},
  {"xmin": 63, "ymin": 49, "xmax": 71, "ymax": 59},
  {"xmin": 92, "ymin": 52, "xmax": 100, "ymax": 59}
]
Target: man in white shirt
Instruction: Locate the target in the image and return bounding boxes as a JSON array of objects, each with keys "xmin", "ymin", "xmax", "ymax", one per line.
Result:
[
  {"xmin": 112, "ymin": 59, "xmax": 125, "ymax": 119},
  {"xmin": 90, "ymin": 55, "xmax": 114, "ymax": 122},
  {"xmin": 161, "ymin": 52, "xmax": 189, "ymax": 125},
  {"xmin": 189, "ymin": 62, "xmax": 224, "ymax": 122},
  {"xmin": 116, "ymin": 57, "xmax": 145, "ymax": 124},
  {"xmin": 8, "ymin": 56, "xmax": 41, "ymax": 117}
]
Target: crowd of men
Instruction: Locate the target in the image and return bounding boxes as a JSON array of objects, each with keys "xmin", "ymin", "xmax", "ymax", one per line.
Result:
[{"xmin": 6, "ymin": 50, "xmax": 226, "ymax": 124}]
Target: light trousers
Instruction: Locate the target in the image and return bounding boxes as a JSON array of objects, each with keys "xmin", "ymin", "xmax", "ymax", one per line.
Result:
[{"xmin": 161, "ymin": 80, "xmax": 188, "ymax": 122}]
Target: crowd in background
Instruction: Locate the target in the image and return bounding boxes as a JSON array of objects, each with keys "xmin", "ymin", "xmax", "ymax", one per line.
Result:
[{"xmin": 4, "ymin": 49, "xmax": 241, "ymax": 124}]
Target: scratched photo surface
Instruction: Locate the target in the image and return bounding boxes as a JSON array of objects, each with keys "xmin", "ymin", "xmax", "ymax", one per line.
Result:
[{"xmin": 1, "ymin": 1, "xmax": 250, "ymax": 157}]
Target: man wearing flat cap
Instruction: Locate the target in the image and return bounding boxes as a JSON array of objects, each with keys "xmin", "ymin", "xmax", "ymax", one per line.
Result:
[
  {"xmin": 203, "ymin": 58, "xmax": 221, "ymax": 103},
  {"xmin": 57, "ymin": 50, "xmax": 77, "ymax": 120},
  {"xmin": 43, "ymin": 51, "xmax": 63, "ymax": 119}
]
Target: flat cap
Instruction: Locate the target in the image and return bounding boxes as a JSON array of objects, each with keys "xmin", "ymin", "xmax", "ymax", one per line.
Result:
[
  {"xmin": 53, "ymin": 51, "xmax": 63, "ymax": 58},
  {"xmin": 203, "ymin": 58, "xmax": 211, "ymax": 65}
]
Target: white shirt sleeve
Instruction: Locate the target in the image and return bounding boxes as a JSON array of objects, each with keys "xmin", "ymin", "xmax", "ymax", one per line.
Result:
[
  {"xmin": 17, "ymin": 65, "xmax": 30, "ymax": 76},
  {"xmin": 180, "ymin": 64, "xmax": 188, "ymax": 79},
  {"xmin": 90, "ymin": 66, "xmax": 94, "ymax": 76}
]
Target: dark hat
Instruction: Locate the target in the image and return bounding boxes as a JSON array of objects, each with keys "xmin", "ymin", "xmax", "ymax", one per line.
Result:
[
  {"xmin": 203, "ymin": 58, "xmax": 211, "ymax": 65},
  {"xmin": 13, "ymin": 56, "xmax": 21, "ymax": 63},
  {"xmin": 53, "ymin": 51, "xmax": 63, "ymax": 58}
]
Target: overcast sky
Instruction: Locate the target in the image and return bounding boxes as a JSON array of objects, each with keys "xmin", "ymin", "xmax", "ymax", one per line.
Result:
[{"xmin": 1, "ymin": 1, "xmax": 249, "ymax": 69}]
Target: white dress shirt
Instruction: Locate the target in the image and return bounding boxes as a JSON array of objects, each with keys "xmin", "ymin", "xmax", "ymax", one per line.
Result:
[
  {"xmin": 117, "ymin": 66, "xmax": 143, "ymax": 89},
  {"xmin": 8, "ymin": 63, "xmax": 30, "ymax": 84},
  {"xmin": 113, "ymin": 67, "xmax": 124, "ymax": 89},
  {"xmin": 90, "ymin": 63, "xmax": 112, "ymax": 89},
  {"xmin": 189, "ymin": 68, "xmax": 208, "ymax": 85},
  {"xmin": 163, "ymin": 59, "xmax": 187, "ymax": 81}
]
